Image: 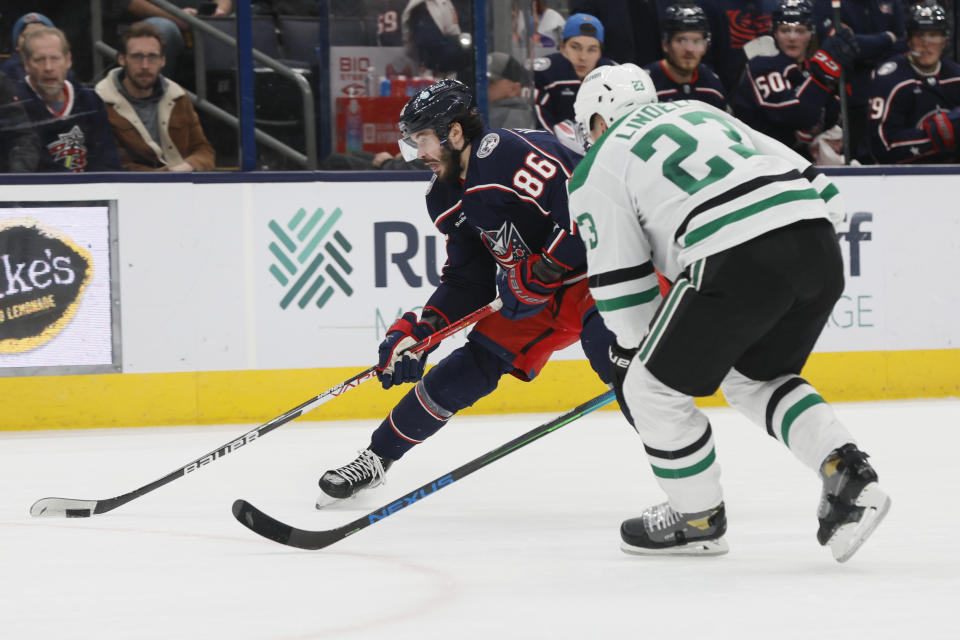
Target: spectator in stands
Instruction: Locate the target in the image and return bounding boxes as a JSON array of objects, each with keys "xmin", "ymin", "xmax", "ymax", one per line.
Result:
[
  {"xmin": 95, "ymin": 21, "xmax": 215, "ymax": 171},
  {"xmin": 866, "ymin": 1, "xmax": 960, "ymax": 163},
  {"xmin": 15, "ymin": 27, "xmax": 121, "ymax": 172},
  {"xmin": 105, "ymin": 0, "xmax": 235, "ymax": 78},
  {"xmin": 571, "ymin": 0, "xmax": 664, "ymax": 65},
  {"xmin": 401, "ymin": 0, "xmax": 473, "ymax": 79},
  {"xmin": 734, "ymin": 0, "xmax": 855, "ymax": 160},
  {"xmin": 534, "ymin": 13, "xmax": 615, "ymax": 152},
  {"xmin": 812, "ymin": 0, "xmax": 906, "ymax": 159},
  {"xmin": 2, "ymin": 12, "xmax": 53, "ymax": 84},
  {"xmin": 487, "ymin": 52, "xmax": 535, "ymax": 129},
  {"xmin": 644, "ymin": 3, "xmax": 727, "ymax": 109},
  {"xmin": 0, "ymin": 71, "xmax": 41, "ymax": 173}
]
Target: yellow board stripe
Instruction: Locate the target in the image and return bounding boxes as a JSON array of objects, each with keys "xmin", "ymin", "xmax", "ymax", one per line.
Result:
[{"xmin": 2, "ymin": 349, "xmax": 958, "ymax": 431}]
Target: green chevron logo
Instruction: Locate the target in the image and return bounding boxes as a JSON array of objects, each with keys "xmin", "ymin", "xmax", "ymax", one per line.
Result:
[{"xmin": 268, "ymin": 207, "xmax": 354, "ymax": 309}]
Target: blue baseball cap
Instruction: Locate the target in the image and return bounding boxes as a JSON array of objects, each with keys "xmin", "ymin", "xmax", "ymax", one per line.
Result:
[
  {"xmin": 13, "ymin": 12, "xmax": 54, "ymax": 45},
  {"xmin": 562, "ymin": 13, "xmax": 604, "ymax": 44}
]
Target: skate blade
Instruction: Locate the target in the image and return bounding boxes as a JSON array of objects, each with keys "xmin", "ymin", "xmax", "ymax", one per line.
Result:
[
  {"xmin": 828, "ymin": 482, "xmax": 891, "ymax": 563},
  {"xmin": 314, "ymin": 492, "xmax": 355, "ymax": 510},
  {"xmin": 620, "ymin": 537, "xmax": 729, "ymax": 557}
]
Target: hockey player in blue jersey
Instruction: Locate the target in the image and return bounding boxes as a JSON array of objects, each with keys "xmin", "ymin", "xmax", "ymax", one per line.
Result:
[
  {"xmin": 533, "ymin": 13, "xmax": 615, "ymax": 151},
  {"xmin": 734, "ymin": 0, "xmax": 852, "ymax": 159},
  {"xmin": 865, "ymin": 1, "xmax": 960, "ymax": 163},
  {"xmin": 315, "ymin": 79, "xmax": 622, "ymax": 506},
  {"xmin": 644, "ymin": 3, "xmax": 727, "ymax": 110}
]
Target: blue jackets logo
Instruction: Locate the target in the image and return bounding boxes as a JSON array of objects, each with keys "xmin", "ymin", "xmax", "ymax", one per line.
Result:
[{"xmin": 268, "ymin": 207, "xmax": 354, "ymax": 309}]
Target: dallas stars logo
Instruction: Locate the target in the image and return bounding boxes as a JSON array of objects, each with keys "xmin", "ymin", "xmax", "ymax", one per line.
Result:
[{"xmin": 47, "ymin": 125, "xmax": 89, "ymax": 172}]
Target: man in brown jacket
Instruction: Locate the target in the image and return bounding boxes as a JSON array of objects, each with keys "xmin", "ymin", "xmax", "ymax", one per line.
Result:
[{"xmin": 95, "ymin": 21, "xmax": 214, "ymax": 172}]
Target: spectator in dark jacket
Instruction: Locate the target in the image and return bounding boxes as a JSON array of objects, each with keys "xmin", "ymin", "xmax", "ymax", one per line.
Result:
[{"xmin": 15, "ymin": 27, "xmax": 121, "ymax": 172}]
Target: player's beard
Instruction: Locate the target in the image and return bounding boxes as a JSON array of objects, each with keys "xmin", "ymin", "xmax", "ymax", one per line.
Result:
[{"xmin": 437, "ymin": 145, "xmax": 462, "ymax": 184}]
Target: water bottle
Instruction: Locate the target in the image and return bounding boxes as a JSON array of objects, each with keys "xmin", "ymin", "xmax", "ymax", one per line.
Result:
[
  {"xmin": 345, "ymin": 99, "xmax": 362, "ymax": 152},
  {"xmin": 379, "ymin": 76, "xmax": 391, "ymax": 97},
  {"xmin": 364, "ymin": 66, "xmax": 377, "ymax": 97}
]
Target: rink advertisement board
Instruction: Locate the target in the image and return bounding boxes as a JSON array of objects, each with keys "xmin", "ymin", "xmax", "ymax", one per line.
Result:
[
  {"xmin": 0, "ymin": 201, "xmax": 120, "ymax": 376},
  {"xmin": 0, "ymin": 171, "xmax": 957, "ymax": 428},
  {"xmin": 247, "ymin": 176, "xmax": 960, "ymax": 369}
]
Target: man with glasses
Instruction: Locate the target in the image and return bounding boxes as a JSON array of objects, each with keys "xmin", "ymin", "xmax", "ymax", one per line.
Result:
[
  {"xmin": 865, "ymin": 1, "xmax": 960, "ymax": 163},
  {"xmin": 15, "ymin": 26, "xmax": 121, "ymax": 172},
  {"xmin": 644, "ymin": 4, "xmax": 727, "ymax": 110},
  {"xmin": 734, "ymin": 0, "xmax": 854, "ymax": 160},
  {"xmin": 95, "ymin": 21, "xmax": 214, "ymax": 172}
]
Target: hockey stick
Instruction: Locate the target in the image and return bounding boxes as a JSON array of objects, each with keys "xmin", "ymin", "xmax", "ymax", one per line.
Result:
[
  {"xmin": 832, "ymin": 0, "xmax": 852, "ymax": 165},
  {"xmin": 231, "ymin": 389, "xmax": 616, "ymax": 550},
  {"xmin": 29, "ymin": 299, "xmax": 502, "ymax": 519}
]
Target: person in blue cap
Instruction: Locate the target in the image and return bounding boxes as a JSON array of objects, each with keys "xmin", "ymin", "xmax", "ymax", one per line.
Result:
[
  {"xmin": 533, "ymin": 12, "xmax": 615, "ymax": 153},
  {"xmin": 1, "ymin": 12, "xmax": 74, "ymax": 85}
]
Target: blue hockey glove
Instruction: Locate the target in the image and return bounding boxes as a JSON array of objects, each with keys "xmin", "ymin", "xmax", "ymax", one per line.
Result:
[
  {"xmin": 609, "ymin": 341, "xmax": 639, "ymax": 427},
  {"xmin": 496, "ymin": 254, "xmax": 564, "ymax": 321},
  {"xmin": 922, "ymin": 109, "xmax": 960, "ymax": 151},
  {"xmin": 377, "ymin": 312, "xmax": 437, "ymax": 389}
]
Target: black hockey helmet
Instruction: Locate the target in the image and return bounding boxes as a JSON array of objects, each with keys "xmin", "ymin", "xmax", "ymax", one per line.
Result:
[
  {"xmin": 662, "ymin": 3, "xmax": 710, "ymax": 39},
  {"xmin": 398, "ymin": 79, "xmax": 475, "ymax": 159},
  {"xmin": 907, "ymin": 1, "xmax": 948, "ymax": 36},
  {"xmin": 772, "ymin": 0, "xmax": 815, "ymax": 33}
]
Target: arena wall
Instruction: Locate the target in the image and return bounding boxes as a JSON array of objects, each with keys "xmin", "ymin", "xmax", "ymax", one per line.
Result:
[{"xmin": 0, "ymin": 168, "xmax": 957, "ymax": 430}]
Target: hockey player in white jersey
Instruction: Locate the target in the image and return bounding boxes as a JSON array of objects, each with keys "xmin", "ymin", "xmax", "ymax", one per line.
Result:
[{"xmin": 568, "ymin": 64, "xmax": 890, "ymax": 562}]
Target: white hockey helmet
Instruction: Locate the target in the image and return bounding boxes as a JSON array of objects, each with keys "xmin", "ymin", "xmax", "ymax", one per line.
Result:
[{"xmin": 574, "ymin": 63, "xmax": 658, "ymax": 144}]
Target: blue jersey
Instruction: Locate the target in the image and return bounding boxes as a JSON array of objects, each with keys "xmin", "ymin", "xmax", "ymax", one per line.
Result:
[
  {"xmin": 421, "ymin": 128, "xmax": 585, "ymax": 324},
  {"xmin": 865, "ymin": 54, "xmax": 960, "ymax": 163},
  {"xmin": 734, "ymin": 51, "xmax": 838, "ymax": 155},
  {"xmin": 533, "ymin": 53, "xmax": 616, "ymax": 131},
  {"xmin": 644, "ymin": 59, "xmax": 727, "ymax": 110},
  {"xmin": 16, "ymin": 79, "xmax": 121, "ymax": 173}
]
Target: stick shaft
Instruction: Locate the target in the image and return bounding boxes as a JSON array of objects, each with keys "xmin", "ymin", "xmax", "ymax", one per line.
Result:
[
  {"xmin": 832, "ymin": 1, "xmax": 851, "ymax": 164},
  {"xmin": 30, "ymin": 299, "xmax": 501, "ymax": 517},
  {"xmin": 233, "ymin": 390, "xmax": 617, "ymax": 550}
]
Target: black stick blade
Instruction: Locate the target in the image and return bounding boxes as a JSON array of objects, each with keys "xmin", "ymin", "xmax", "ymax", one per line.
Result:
[
  {"xmin": 232, "ymin": 500, "xmax": 295, "ymax": 546},
  {"xmin": 232, "ymin": 499, "xmax": 349, "ymax": 550}
]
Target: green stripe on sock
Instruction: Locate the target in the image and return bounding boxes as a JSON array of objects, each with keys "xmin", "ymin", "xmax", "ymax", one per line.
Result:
[
  {"xmin": 781, "ymin": 393, "xmax": 826, "ymax": 447},
  {"xmin": 651, "ymin": 447, "xmax": 716, "ymax": 479}
]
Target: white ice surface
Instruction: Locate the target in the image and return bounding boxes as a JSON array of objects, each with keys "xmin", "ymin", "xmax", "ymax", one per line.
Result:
[{"xmin": 2, "ymin": 398, "xmax": 958, "ymax": 639}]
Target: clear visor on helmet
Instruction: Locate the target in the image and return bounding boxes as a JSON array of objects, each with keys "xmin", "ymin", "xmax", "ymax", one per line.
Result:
[
  {"xmin": 397, "ymin": 129, "xmax": 444, "ymax": 162},
  {"xmin": 398, "ymin": 136, "xmax": 420, "ymax": 161}
]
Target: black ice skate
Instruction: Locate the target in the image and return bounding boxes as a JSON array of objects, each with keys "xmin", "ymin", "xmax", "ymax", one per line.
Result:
[
  {"xmin": 316, "ymin": 448, "xmax": 393, "ymax": 509},
  {"xmin": 620, "ymin": 502, "xmax": 729, "ymax": 556},
  {"xmin": 817, "ymin": 443, "xmax": 891, "ymax": 563}
]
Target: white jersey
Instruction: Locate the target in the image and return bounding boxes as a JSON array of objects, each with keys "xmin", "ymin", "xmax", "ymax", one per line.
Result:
[{"xmin": 568, "ymin": 99, "xmax": 843, "ymax": 349}]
